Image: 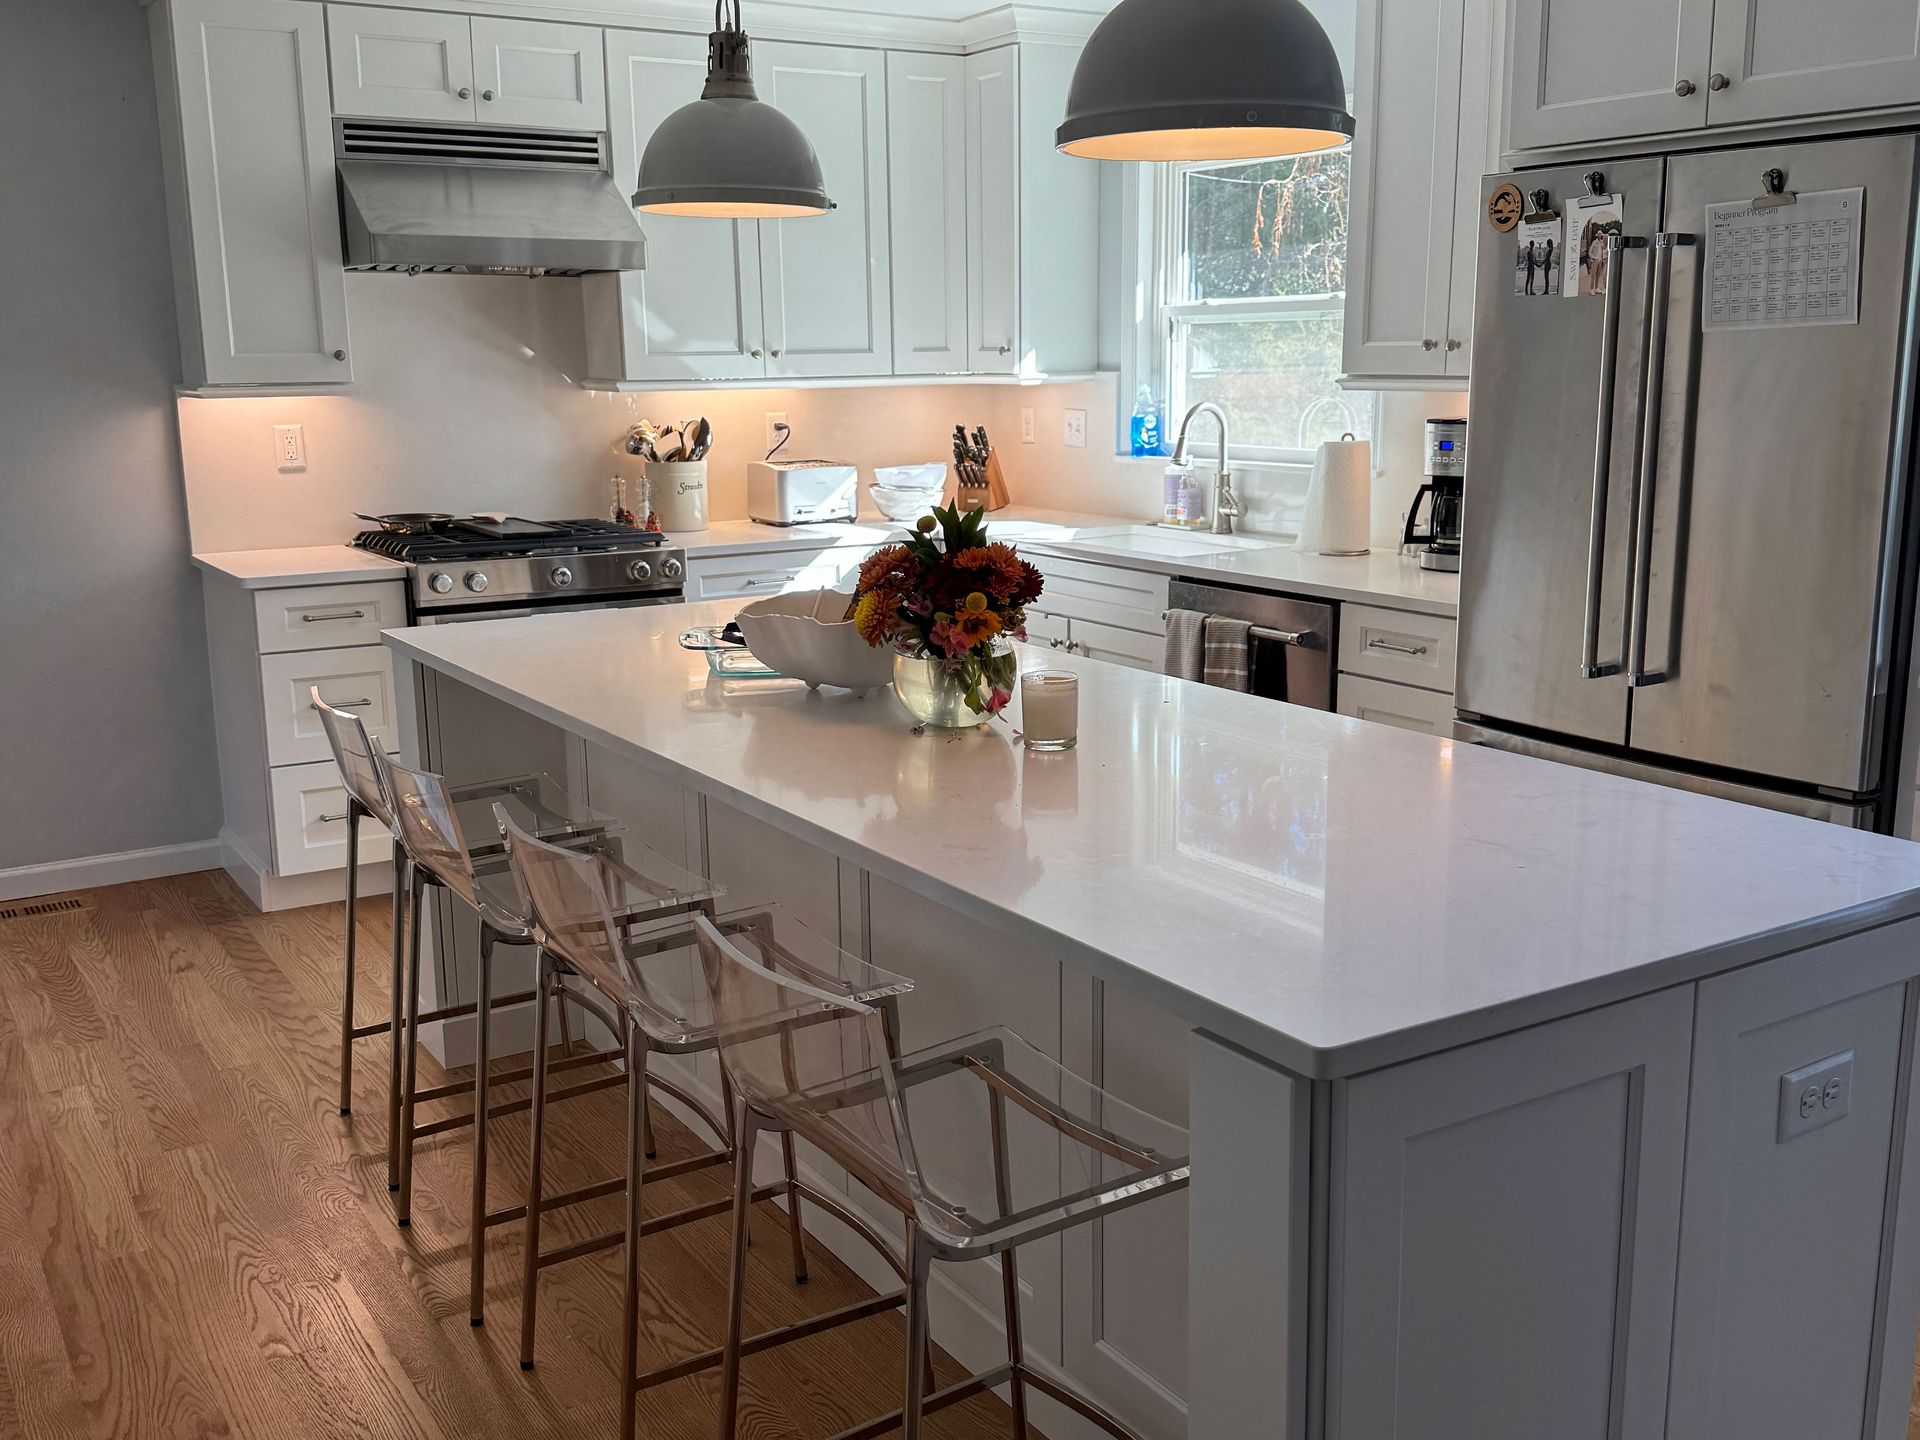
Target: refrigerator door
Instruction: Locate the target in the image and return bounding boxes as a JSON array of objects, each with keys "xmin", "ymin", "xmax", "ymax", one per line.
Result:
[
  {"xmin": 1628, "ymin": 134, "xmax": 1919, "ymax": 793},
  {"xmin": 1456, "ymin": 159, "xmax": 1666, "ymax": 746}
]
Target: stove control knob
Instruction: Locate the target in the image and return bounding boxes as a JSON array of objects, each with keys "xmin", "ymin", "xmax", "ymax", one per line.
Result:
[
  {"xmin": 549, "ymin": 566, "xmax": 574, "ymax": 589},
  {"xmin": 428, "ymin": 572, "xmax": 454, "ymax": 595},
  {"xmin": 662, "ymin": 557, "xmax": 685, "ymax": 581},
  {"xmin": 464, "ymin": 571, "xmax": 490, "ymax": 594},
  {"xmin": 626, "ymin": 559, "xmax": 653, "ymax": 582}
]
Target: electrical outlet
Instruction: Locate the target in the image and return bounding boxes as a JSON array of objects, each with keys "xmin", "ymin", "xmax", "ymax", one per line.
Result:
[
  {"xmin": 1021, "ymin": 408, "xmax": 1036, "ymax": 444},
  {"xmin": 274, "ymin": 423, "xmax": 306, "ymax": 472},
  {"xmin": 765, "ymin": 411, "xmax": 791, "ymax": 457},
  {"xmin": 1064, "ymin": 409, "xmax": 1088, "ymax": 449},
  {"xmin": 1777, "ymin": 1050, "xmax": 1854, "ymax": 1143}
]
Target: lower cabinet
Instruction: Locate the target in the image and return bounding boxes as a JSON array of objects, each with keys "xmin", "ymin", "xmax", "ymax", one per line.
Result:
[
  {"xmin": 268, "ymin": 760, "xmax": 394, "ymax": 877},
  {"xmin": 1024, "ymin": 551, "xmax": 1169, "ymax": 673},
  {"xmin": 682, "ymin": 544, "xmax": 874, "ymax": 603},
  {"xmin": 1329, "ymin": 986, "xmax": 1695, "ymax": 1440},
  {"xmin": 1336, "ymin": 673, "xmax": 1455, "ymax": 735},
  {"xmin": 1336, "ymin": 603, "xmax": 1459, "ymax": 735}
]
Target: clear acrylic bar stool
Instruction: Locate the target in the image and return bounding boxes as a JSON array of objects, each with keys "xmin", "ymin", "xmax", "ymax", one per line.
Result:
[
  {"xmin": 376, "ymin": 753, "xmax": 723, "ymax": 1329},
  {"xmin": 695, "ymin": 915, "xmax": 1192, "ymax": 1440},
  {"xmin": 498, "ymin": 812, "xmax": 915, "ymax": 1440}
]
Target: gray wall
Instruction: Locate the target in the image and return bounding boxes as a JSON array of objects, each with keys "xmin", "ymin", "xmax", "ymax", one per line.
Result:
[{"xmin": 0, "ymin": 0, "xmax": 221, "ymax": 874}]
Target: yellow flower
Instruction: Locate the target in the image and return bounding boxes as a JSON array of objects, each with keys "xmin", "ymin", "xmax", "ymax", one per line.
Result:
[
  {"xmin": 964, "ymin": 592, "xmax": 989, "ymax": 613},
  {"xmin": 851, "ymin": 590, "xmax": 898, "ymax": 647}
]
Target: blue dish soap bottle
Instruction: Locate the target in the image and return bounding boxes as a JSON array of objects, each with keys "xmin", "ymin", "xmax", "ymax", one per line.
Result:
[{"xmin": 1131, "ymin": 385, "xmax": 1165, "ymax": 458}]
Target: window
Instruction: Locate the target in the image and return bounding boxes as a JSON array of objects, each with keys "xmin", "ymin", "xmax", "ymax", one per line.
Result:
[{"xmin": 1153, "ymin": 152, "xmax": 1373, "ymax": 464}]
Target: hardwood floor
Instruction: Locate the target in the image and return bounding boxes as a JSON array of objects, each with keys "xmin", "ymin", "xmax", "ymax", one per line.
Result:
[{"xmin": 0, "ymin": 871, "xmax": 1026, "ymax": 1440}]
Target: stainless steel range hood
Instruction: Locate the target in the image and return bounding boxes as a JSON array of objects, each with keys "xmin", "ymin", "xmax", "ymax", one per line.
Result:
[{"xmin": 335, "ymin": 121, "xmax": 646, "ymax": 277}]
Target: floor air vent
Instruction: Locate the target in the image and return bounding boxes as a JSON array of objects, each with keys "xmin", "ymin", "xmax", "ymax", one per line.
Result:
[
  {"xmin": 335, "ymin": 119, "xmax": 606, "ymax": 172},
  {"xmin": 0, "ymin": 897, "xmax": 88, "ymax": 921}
]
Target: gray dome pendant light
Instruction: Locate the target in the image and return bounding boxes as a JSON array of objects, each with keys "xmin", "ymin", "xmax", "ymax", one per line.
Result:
[
  {"xmin": 633, "ymin": 0, "xmax": 833, "ymax": 219},
  {"xmin": 1057, "ymin": 0, "xmax": 1356, "ymax": 162}
]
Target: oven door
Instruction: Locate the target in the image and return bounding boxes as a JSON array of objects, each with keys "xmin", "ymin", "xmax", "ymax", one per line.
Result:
[{"xmin": 414, "ymin": 594, "xmax": 684, "ymax": 626}]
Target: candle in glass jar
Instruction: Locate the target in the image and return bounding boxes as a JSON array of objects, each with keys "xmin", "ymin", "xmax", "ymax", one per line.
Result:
[{"xmin": 1021, "ymin": 671, "xmax": 1079, "ymax": 752}]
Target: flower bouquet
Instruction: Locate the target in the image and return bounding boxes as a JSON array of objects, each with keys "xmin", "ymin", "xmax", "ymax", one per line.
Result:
[{"xmin": 847, "ymin": 505, "xmax": 1045, "ymax": 726}]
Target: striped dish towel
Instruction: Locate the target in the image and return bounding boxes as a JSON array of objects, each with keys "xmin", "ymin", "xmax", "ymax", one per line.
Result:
[
  {"xmin": 1163, "ymin": 609, "xmax": 1206, "ymax": 681},
  {"xmin": 1202, "ymin": 616, "xmax": 1254, "ymax": 692}
]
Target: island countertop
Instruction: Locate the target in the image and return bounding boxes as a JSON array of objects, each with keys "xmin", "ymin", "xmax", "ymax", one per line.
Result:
[{"xmin": 386, "ymin": 600, "xmax": 1920, "ymax": 1078}]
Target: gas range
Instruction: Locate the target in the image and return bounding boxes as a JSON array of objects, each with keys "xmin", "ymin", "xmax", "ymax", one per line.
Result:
[{"xmin": 352, "ymin": 517, "xmax": 687, "ymax": 618}]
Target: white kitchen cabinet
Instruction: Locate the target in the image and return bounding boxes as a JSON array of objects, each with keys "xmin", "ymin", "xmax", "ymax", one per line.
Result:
[
  {"xmin": 1330, "ymin": 985, "xmax": 1694, "ymax": 1439},
  {"xmin": 1337, "ymin": 674, "xmax": 1457, "ymax": 735},
  {"xmin": 886, "ymin": 52, "xmax": 970, "ymax": 377},
  {"xmin": 327, "ymin": 5, "xmax": 603, "ymax": 130},
  {"xmin": 1342, "ymin": 0, "xmax": 1499, "ymax": 385},
  {"xmin": 1704, "ymin": 0, "xmax": 1920, "ymax": 128},
  {"xmin": 584, "ymin": 29, "xmax": 767, "ymax": 385},
  {"xmin": 682, "ymin": 545, "xmax": 873, "ymax": 603},
  {"xmin": 966, "ymin": 44, "xmax": 1101, "ymax": 380},
  {"xmin": 1506, "ymin": 0, "xmax": 1712, "ymax": 150},
  {"xmin": 150, "ymin": 0, "xmax": 353, "ymax": 388},
  {"xmin": 758, "ymin": 43, "xmax": 894, "ymax": 379}
]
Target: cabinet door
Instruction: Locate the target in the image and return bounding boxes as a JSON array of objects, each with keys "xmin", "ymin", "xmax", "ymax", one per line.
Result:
[
  {"xmin": 756, "ymin": 43, "xmax": 893, "ymax": 380},
  {"xmin": 886, "ymin": 53, "xmax": 969, "ymax": 377},
  {"xmin": 325, "ymin": 5, "xmax": 474, "ymax": 123},
  {"xmin": 469, "ymin": 17, "xmax": 605, "ymax": 132},
  {"xmin": 1443, "ymin": 0, "xmax": 1501, "ymax": 376},
  {"xmin": 1072, "ymin": 618, "xmax": 1163, "ymax": 673},
  {"xmin": 1507, "ymin": 0, "xmax": 1713, "ymax": 150},
  {"xmin": 1706, "ymin": 0, "xmax": 1920, "ymax": 126},
  {"xmin": 965, "ymin": 48, "xmax": 1022, "ymax": 376},
  {"xmin": 1330, "ymin": 986, "xmax": 1694, "ymax": 1440},
  {"xmin": 161, "ymin": 0, "xmax": 352, "ymax": 386},
  {"xmin": 588, "ymin": 29, "xmax": 765, "ymax": 384},
  {"xmin": 1342, "ymin": 0, "xmax": 1464, "ymax": 381},
  {"xmin": 1337, "ymin": 674, "xmax": 1456, "ymax": 735}
]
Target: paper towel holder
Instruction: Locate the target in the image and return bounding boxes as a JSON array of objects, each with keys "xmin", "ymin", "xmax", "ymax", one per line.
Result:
[{"xmin": 1294, "ymin": 432, "xmax": 1373, "ymax": 557}]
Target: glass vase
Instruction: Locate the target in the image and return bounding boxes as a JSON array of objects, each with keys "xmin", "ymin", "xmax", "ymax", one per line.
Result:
[{"xmin": 893, "ymin": 641, "xmax": 1016, "ymax": 728}]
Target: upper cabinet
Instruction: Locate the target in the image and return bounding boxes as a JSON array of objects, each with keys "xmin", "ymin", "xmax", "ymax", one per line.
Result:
[
  {"xmin": 150, "ymin": 0, "xmax": 353, "ymax": 388},
  {"xmin": 887, "ymin": 52, "xmax": 970, "ymax": 377},
  {"xmin": 1507, "ymin": 0, "xmax": 1920, "ymax": 150},
  {"xmin": 1342, "ymin": 0, "xmax": 1498, "ymax": 386},
  {"xmin": 327, "ymin": 6, "xmax": 605, "ymax": 131}
]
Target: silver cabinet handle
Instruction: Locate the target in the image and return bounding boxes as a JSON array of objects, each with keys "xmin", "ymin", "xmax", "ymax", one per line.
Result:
[
  {"xmin": 750, "ymin": 349, "xmax": 764, "ymax": 360},
  {"xmin": 1421, "ymin": 338, "xmax": 1439, "ymax": 351},
  {"xmin": 318, "ymin": 812, "xmax": 350, "ymax": 825},
  {"xmin": 301, "ymin": 609, "xmax": 367, "ymax": 623},
  {"xmin": 332, "ymin": 349, "xmax": 347, "ymax": 361},
  {"xmin": 1445, "ymin": 338, "xmax": 1462, "ymax": 352},
  {"xmin": 1581, "ymin": 230, "xmax": 1647, "ymax": 680},
  {"xmin": 998, "ymin": 344, "xmax": 1012, "ymax": 356},
  {"xmin": 321, "ymin": 697, "xmax": 374, "ymax": 709},
  {"xmin": 1627, "ymin": 232, "xmax": 1696, "ymax": 688},
  {"xmin": 770, "ymin": 349, "xmax": 783, "ymax": 359},
  {"xmin": 457, "ymin": 86, "xmax": 472, "ymax": 99},
  {"xmin": 1708, "ymin": 73, "xmax": 1730, "ymax": 91},
  {"xmin": 481, "ymin": 88, "xmax": 495, "ymax": 101},
  {"xmin": 1367, "ymin": 638, "xmax": 1429, "ymax": 658},
  {"xmin": 1675, "ymin": 78, "xmax": 1697, "ymax": 97}
]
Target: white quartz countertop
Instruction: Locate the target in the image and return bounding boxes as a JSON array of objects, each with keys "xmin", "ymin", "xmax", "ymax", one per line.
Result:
[
  {"xmin": 385, "ymin": 600, "xmax": 1920, "ymax": 1078},
  {"xmin": 192, "ymin": 546, "xmax": 408, "ymax": 589}
]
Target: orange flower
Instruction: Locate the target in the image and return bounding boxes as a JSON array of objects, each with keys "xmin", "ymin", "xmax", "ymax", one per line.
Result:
[
  {"xmin": 954, "ymin": 608, "xmax": 1003, "ymax": 646},
  {"xmin": 856, "ymin": 544, "xmax": 918, "ymax": 596},
  {"xmin": 851, "ymin": 589, "xmax": 900, "ymax": 646}
]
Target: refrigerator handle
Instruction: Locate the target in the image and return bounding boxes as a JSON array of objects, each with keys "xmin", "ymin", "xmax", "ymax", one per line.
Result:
[
  {"xmin": 1581, "ymin": 231, "xmax": 1650, "ymax": 679},
  {"xmin": 1626, "ymin": 232, "xmax": 1697, "ymax": 688}
]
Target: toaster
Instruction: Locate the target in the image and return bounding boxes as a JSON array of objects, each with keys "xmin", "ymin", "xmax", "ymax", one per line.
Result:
[{"xmin": 747, "ymin": 460, "xmax": 860, "ymax": 526}]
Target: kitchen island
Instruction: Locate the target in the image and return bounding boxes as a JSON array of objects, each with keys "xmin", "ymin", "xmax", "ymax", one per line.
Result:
[{"xmin": 387, "ymin": 600, "xmax": 1920, "ymax": 1440}]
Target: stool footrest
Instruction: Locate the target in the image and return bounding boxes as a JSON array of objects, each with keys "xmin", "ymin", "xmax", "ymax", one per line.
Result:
[
  {"xmin": 827, "ymin": 1366, "xmax": 1010, "ymax": 1440},
  {"xmin": 412, "ymin": 1046, "xmax": 623, "ymax": 1107},
  {"xmin": 347, "ymin": 987, "xmax": 541, "ymax": 1043},
  {"xmin": 635, "ymin": 1288, "xmax": 910, "ymax": 1395},
  {"xmin": 487, "ymin": 1147, "xmax": 728, "ymax": 1229},
  {"xmin": 536, "ymin": 1180, "xmax": 782, "ymax": 1270},
  {"xmin": 411, "ymin": 1070, "xmax": 625, "ymax": 1141}
]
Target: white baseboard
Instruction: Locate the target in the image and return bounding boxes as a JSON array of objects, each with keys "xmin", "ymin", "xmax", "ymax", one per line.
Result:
[
  {"xmin": 219, "ymin": 828, "xmax": 396, "ymax": 914},
  {"xmin": 0, "ymin": 839, "xmax": 224, "ymax": 904}
]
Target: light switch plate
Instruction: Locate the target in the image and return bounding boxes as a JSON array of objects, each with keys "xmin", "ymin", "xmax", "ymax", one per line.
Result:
[
  {"xmin": 1777, "ymin": 1050, "xmax": 1854, "ymax": 1143},
  {"xmin": 1064, "ymin": 409, "xmax": 1088, "ymax": 449},
  {"xmin": 1021, "ymin": 408, "xmax": 1036, "ymax": 444}
]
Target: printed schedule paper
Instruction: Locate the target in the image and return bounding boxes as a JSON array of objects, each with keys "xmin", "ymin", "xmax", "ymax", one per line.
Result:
[{"xmin": 1704, "ymin": 187, "xmax": 1863, "ymax": 332}]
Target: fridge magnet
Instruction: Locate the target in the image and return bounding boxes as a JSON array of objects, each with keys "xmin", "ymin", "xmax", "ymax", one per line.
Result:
[
  {"xmin": 1488, "ymin": 183, "xmax": 1524, "ymax": 232},
  {"xmin": 1567, "ymin": 194, "xmax": 1626, "ymax": 298}
]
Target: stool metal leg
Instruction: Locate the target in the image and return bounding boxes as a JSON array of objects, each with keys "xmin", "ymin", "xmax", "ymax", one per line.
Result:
[
  {"xmin": 716, "ymin": 1106, "xmax": 763, "ymax": 1440},
  {"xmin": 989, "ymin": 1090, "xmax": 1029, "ymax": 1437},
  {"xmin": 901, "ymin": 1226, "xmax": 934, "ymax": 1440},
  {"xmin": 780, "ymin": 1132, "xmax": 809, "ymax": 1285},
  {"xmin": 395, "ymin": 863, "xmax": 427, "ymax": 1227},
  {"xmin": 385, "ymin": 851, "xmax": 409, "ymax": 1193},
  {"xmin": 619, "ymin": 1015, "xmax": 649, "ymax": 1440},
  {"xmin": 518, "ymin": 949, "xmax": 555, "ymax": 1371},
  {"xmin": 468, "ymin": 924, "xmax": 497, "ymax": 1326},
  {"xmin": 337, "ymin": 799, "xmax": 362, "ymax": 1117}
]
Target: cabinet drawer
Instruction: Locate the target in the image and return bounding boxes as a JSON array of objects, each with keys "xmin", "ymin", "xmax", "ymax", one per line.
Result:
[
  {"xmin": 1024, "ymin": 609, "xmax": 1071, "ymax": 651},
  {"xmin": 1338, "ymin": 603, "xmax": 1457, "ymax": 692},
  {"xmin": 261, "ymin": 646, "xmax": 401, "ymax": 767},
  {"xmin": 685, "ymin": 547, "xmax": 870, "ymax": 602},
  {"xmin": 254, "ymin": 581, "xmax": 407, "ymax": 654},
  {"xmin": 1072, "ymin": 617, "xmax": 1164, "ymax": 673},
  {"xmin": 1028, "ymin": 552, "xmax": 1170, "ymax": 634},
  {"xmin": 1337, "ymin": 674, "xmax": 1457, "ymax": 737},
  {"xmin": 270, "ymin": 759, "xmax": 394, "ymax": 877}
]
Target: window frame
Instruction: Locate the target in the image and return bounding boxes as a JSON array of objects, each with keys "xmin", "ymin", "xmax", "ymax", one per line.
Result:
[{"xmin": 1137, "ymin": 155, "xmax": 1376, "ymax": 469}]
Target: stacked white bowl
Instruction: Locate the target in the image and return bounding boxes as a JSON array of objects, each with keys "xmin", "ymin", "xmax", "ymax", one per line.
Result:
[{"xmin": 869, "ymin": 464, "xmax": 949, "ymax": 522}]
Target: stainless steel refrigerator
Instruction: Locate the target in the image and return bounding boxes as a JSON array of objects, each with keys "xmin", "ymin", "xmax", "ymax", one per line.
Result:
[{"xmin": 1456, "ymin": 132, "xmax": 1920, "ymax": 830}]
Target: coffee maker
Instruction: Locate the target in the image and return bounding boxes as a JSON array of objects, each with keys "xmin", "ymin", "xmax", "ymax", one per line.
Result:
[{"xmin": 1403, "ymin": 418, "xmax": 1466, "ymax": 573}]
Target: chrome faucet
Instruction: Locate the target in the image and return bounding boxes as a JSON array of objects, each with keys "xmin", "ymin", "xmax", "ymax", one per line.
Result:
[{"xmin": 1171, "ymin": 401, "xmax": 1241, "ymax": 535}]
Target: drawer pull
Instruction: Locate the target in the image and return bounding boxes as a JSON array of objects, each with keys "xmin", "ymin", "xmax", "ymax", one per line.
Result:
[
  {"xmin": 1367, "ymin": 637, "xmax": 1430, "ymax": 658},
  {"xmin": 317, "ymin": 811, "xmax": 350, "ymax": 825},
  {"xmin": 321, "ymin": 697, "xmax": 374, "ymax": 710},
  {"xmin": 302, "ymin": 610, "xmax": 368, "ymax": 624}
]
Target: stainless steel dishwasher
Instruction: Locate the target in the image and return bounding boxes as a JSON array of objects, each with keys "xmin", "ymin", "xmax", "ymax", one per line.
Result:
[{"xmin": 1167, "ymin": 578, "xmax": 1336, "ymax": 709}]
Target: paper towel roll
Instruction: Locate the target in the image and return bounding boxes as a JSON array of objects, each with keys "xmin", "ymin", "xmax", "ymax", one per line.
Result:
[{"xmin": 1294, "ymin": 437, "xmax": 1372, "ymax": 555}]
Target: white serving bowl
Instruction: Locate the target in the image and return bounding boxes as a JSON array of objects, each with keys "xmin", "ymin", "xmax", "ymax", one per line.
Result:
[
  {"xmin": 736, "ymin": 589, "xmax": 896, "ymax": 696},
  {"xmin": 875, "ymin": 463, "xmax": 949, "ymax": 491},
  {"xmin": 870, "ymin": 487, "xmax": 945, "ymax": 522}
]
